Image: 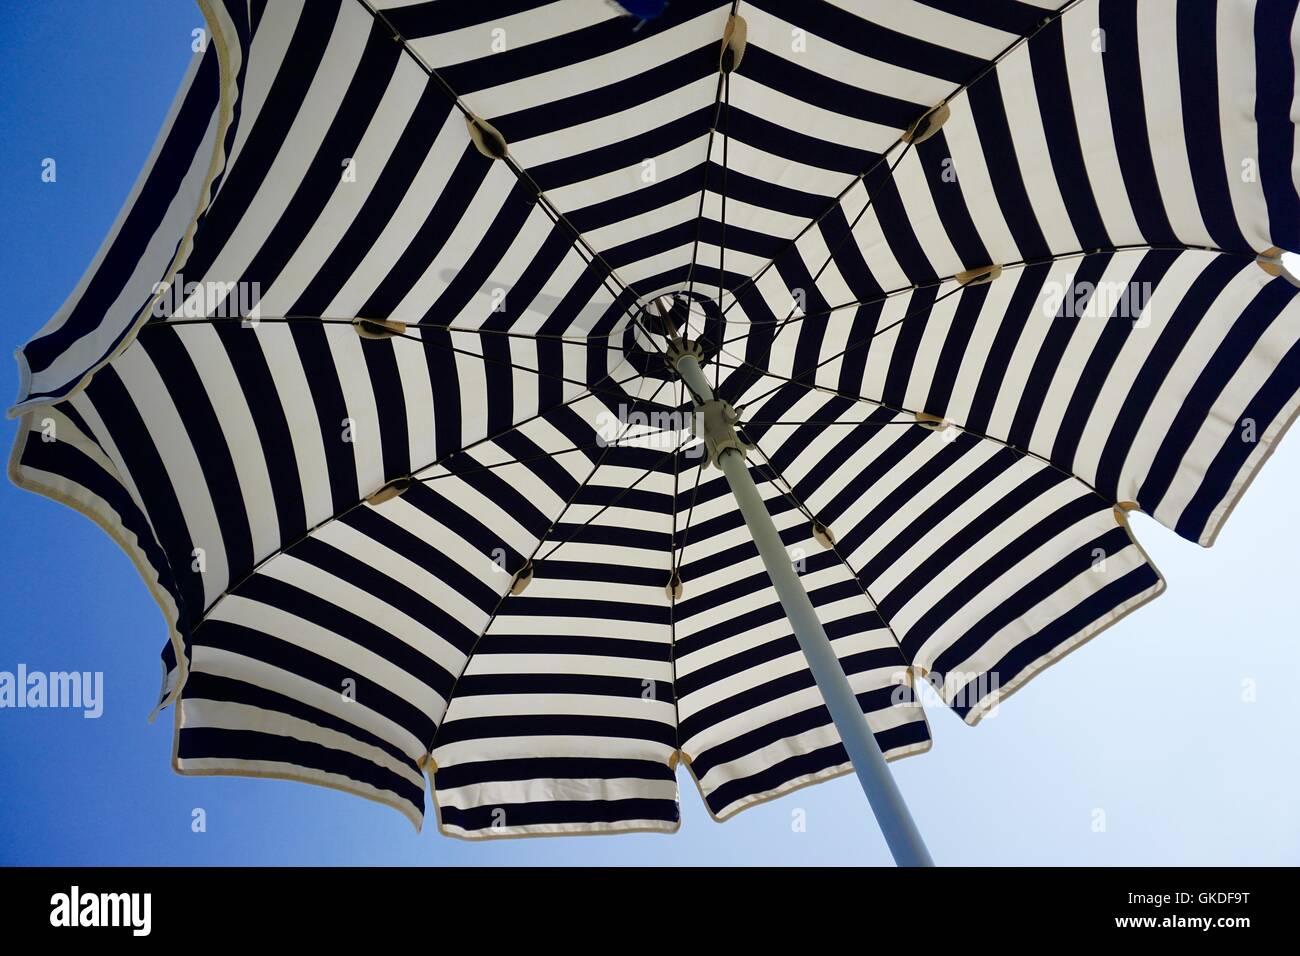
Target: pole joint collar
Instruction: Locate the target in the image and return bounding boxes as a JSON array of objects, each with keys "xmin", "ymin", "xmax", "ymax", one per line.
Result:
[{"xmin": 693, "ymin": 398, "xmax": 750, "ymax": 466}]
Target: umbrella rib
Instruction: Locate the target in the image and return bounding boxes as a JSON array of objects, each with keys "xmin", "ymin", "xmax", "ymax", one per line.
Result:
[
  {"xmin": 629, "ymin": 301, "xmax": 677, "ymax": 369},
  {"xmin": 411, "ymin": 366, "xmax": 673, "ymax": 484},
  {"xmin": 683, "ymin": 0, "xmax": 743, "ymax": 304},
  {"xmin": 713, "ymin": 0, "xmax": 1088, "ymax": 313},
  {"xmin": 715, "ymin": 241, "xmax": 1260, "ymax": 349},
  {"xmin": 417, "ymin": 322, "xmax": 627, "ymax": 343},
  {"xmin": 664, "ymin": 375, "xmax": 705, "ymax": 767},
  {"xmin": 716, "ymin": 237, "xmax": 1261, "ymax": 412},
  {"xmin": 139, "ymin": 313, "xmax": 648, "ymax": 402},
  {"xmin": 418, "ymin": 383, "xmax": 683, "ymax": 491},
  {"xmin": 722, "ymin": 282, "xmax": 968, "ymax": 411},
  {"xmin": 700, "ymin": 140, "xmax": 915, "ymax": 369},
  {"xmin": 396, "ymin": 327, "xmax": 611, "ymax": 392},
  {"xmin": 742, "ymin": 419, "xmax": 917, "ymax": 427},
  {"xmin": 668, "ymin": 377, "xmax": 686, "ymax": 757},
  {"xmin": 354, "ymin": 0, "xmax": 643, "ymax": 314},
  {"xmin": 415, "ymin": 430, "xmax": 681, "ymax": 483},
  {"xmin": 425, "ymin": 375, "xmax": 678, "ymax": 755},
  {"xmin": 660, "ymin": 378, "xmax": 719, "ymax": 761},
  {"xmin": 535, "ymin": 437, "xmax": 689, "ymax": 564},
  {"xmin": 714, "ymin": 68, "xmax": 731, "ymax": 393},
  {"xmin": 672, "ymin": 447, "xmax": 707, "ymax": 576},
  {"xmin": 666, "ymin": 436, "xmax": 705, "ymax": 758},
  {"xmin": 149, "ymin": 314, "xmax": 626, "ymax": 343},
  {"xmin": 683, "ymin": 70, "xmax": 729, "ymax": 306},
  {"xmin": 737, "ymin": 427, "xmax": 914, "ymax": 670}
]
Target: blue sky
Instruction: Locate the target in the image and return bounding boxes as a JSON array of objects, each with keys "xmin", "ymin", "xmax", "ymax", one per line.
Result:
[{"xmin": 0, "ymin": 1, "xmax": 1296, "ymax": 866}]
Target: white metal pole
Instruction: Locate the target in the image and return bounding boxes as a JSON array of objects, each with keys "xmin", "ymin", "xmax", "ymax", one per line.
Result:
[{"xmin": 673, "ymin": 347, "xmax": 934, "ymax": 867}]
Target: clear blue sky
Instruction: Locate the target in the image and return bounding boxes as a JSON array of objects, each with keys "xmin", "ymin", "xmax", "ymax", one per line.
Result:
[{"xmin": 0, "ymin": 1, "xmax": 1296, "ymax": 866}]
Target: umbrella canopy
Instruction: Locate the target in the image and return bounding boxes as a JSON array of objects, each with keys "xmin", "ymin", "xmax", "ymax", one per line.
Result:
[{"xmin": 11, "ymin": 0, "xmax": 1300, "ymax": 843}]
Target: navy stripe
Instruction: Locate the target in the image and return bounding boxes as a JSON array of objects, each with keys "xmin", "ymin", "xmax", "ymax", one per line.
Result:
[
  {"xmin": 1176, "ymin": 0, "xmax": 1251, "ymax": 252},
  {"xmin": 1254, "ymin": 0, "xmax": 1300, "ymax": 251},
  {"xmin": 435, "ymin": 756, "xmax": 673, "ymax": 789},
  {"xmin": 178, "ymin": 726, "xmax": 425, "ymax": 812},
  {"xmin": 439, "ymin": 796, "xmax": 678, "ymax": 831},
  {"xmin": 1098, "ymin": 0, "xmax": 1176, "ymax": 245},
  {"xmin": 1028, "ymin": 21, "xmax": 1110, "ymax": 250}
]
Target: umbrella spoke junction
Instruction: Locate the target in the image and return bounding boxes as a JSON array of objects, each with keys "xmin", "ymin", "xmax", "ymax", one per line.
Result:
[{"xmin": 10, "ymin": 0, "xmax": 1300, "ymax": 862}]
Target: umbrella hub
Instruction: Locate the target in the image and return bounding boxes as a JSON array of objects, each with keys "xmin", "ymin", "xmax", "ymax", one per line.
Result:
[
  {"xmin": 625, "ymin": 294, "xmax": 726, "ymax": 384},
  {"xmin": 664, "ymin": 335, "xmax": 702, "ymax": 365},
  {"xmin": 666, "ymin": 339, "xmax": 753, "ymax": 467}
]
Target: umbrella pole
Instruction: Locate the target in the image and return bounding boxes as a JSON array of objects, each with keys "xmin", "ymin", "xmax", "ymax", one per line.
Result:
[{"xmin": 672, "ymin": 346, "xmax": 934, "ymax": 866}]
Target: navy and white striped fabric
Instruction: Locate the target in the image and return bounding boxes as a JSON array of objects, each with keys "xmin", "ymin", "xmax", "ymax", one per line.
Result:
[{"xmin": 10, "ymin": 0, "xmax": 1300, "ymax": 836}]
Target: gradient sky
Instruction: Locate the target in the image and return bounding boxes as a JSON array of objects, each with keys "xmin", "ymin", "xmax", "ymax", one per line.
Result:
[{"xmin": 1, "ymin": 1, "xmax": 1297, "ymax": 866}]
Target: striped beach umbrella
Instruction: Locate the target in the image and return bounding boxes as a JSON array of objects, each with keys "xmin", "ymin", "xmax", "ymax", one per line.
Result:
[{"xmin": 11, "ymin": 0, "xmax": 1300, "ymax": 865}]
